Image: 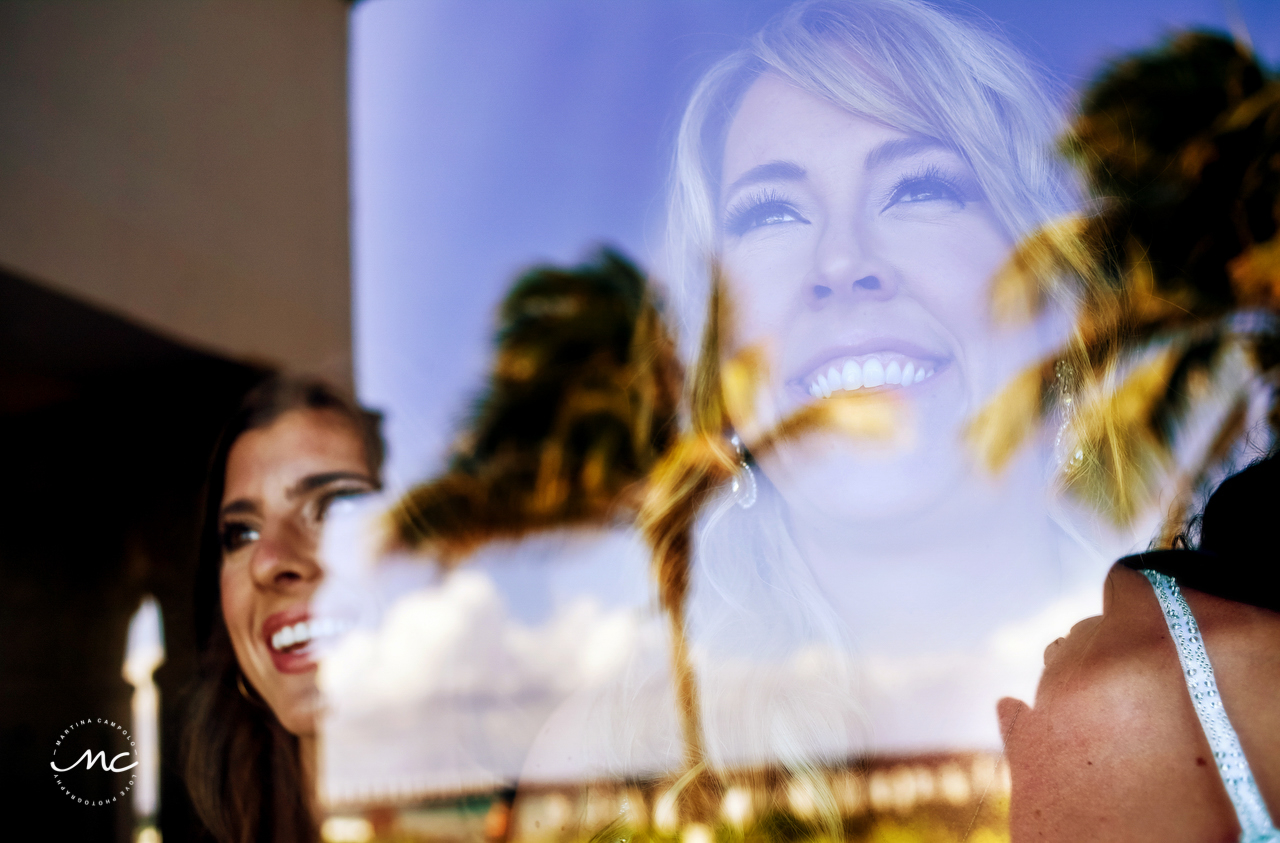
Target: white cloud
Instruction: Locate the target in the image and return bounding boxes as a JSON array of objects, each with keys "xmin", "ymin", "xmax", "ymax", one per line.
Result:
[
  {"xmin": 312, "ymin": 498, "xmax": 1115, "ymax": 800},
  {"xmin": 315, "ymin": 509, "xmax": 664, "ymax": 804}
]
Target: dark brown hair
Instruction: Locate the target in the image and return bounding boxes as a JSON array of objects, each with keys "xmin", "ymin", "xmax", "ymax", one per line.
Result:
[{"xmin": 183, "ymin": 376, "xmax": 383, "ymax": 843}]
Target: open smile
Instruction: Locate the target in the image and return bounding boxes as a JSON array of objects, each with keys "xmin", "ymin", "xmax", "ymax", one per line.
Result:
[
  {"xmin": 789, "ymin": 341, "xmax": 952, "ymax": 400},
  {"xmin": 261, "ymin": 608, "xmax": 352, "ymax": 674}
]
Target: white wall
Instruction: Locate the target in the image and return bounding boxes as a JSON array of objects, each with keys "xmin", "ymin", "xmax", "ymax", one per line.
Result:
[{"xmin": 0, "ymin": 0, "xmax": 353, "ymax": 384}]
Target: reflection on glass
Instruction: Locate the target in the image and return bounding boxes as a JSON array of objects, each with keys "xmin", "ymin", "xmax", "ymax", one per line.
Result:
[
  {"xmin": 504, "ymin": 3, "xmax": 1113, "ymax": 838},
  {"xmin": 317, "ymin": 4, "xmax": 1280, "ymax": 843}
]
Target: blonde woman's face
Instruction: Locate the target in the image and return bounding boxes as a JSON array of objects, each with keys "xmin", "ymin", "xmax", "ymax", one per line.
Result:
[
  {"xmin": 718, "ymin": 74, "xmax": 1039, "ymax": 522},
  {"xmin": 219, "ymin": 409, "xmax": 376, "ymax": 736}
]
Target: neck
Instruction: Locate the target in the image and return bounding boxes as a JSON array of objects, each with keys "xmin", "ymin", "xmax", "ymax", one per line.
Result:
[
  {"xmin": 297, "ymin": 733, "xmax": 318, "ymax": 809},
  {"xmin": 787, "ymin": 451, "xmax": 1065, "ymax": 652}
]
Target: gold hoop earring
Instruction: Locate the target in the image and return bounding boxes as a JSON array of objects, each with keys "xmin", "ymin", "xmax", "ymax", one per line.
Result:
[{"xmin": 236, "ymin": 672, "xmax": 261, "ymax": 705}]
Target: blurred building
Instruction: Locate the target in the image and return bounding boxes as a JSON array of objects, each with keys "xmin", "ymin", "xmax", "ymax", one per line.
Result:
[
  {"xmin": 0, "ymin": 1, "xmax": 351, "ymax": 840},
  {"xmin": 316, "ymin": 753, "xmax": 1012, "ymax": 843}
]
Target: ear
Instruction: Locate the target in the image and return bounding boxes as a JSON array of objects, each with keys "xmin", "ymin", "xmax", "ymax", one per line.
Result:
[{"xmin": 997, "ymin": 696, "xmax": 1030, "ymax": 745}]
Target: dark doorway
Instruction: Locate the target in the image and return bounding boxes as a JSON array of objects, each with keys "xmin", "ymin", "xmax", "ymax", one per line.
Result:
[{"xmin": 0, "ymin": 266, "xmax": 266, "ymax": 841}]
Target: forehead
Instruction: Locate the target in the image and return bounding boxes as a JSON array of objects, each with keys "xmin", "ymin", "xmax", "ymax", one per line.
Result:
[
  {"xmin": 223, "ymin": 409, "xmax": 366, "ymax": 500},
  {"xmin": 721, "ymin": 74, "xmax": 912, "ymax": 186}
]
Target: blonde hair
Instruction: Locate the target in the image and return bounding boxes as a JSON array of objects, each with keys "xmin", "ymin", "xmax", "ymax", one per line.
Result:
[
  {"xmin": 641, "ymin": 0, "xmax": 1079, "ymax": 797},
  {"xmin": 547, "ymin": 3, "xmax": 1080, "ymax": 828},
  {"xmin": 659, "ymin": 0, "xmax": 1080, "ymax": 659},
  {"xmin": 663, "ymin": 0, "xmax": 1074, "ymax": 343}
]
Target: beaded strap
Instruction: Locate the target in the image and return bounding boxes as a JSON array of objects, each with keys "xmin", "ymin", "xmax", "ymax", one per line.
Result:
[{"xmin": 1141, "ymin": 569, "xmax": 1280, "ymax": 843}]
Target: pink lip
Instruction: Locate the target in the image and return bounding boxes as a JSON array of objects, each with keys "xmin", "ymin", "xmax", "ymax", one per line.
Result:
[{"xmin": 261, "ymin": 606, "xmax": 316, "ymax": 675}]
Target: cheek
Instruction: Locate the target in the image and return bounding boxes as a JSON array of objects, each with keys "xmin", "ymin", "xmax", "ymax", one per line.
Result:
[
  {"xmin": 721, "ymin": 236, "xmax": 810, "ymax": 341},
  {"xmin": 219, "ymin": 564, "xmax": 253, "ymax": 641},
  {"xmin": 883, "ymin": 223, "xmax": 1010, "ymax": 323},
  {"xmin": 720, "ymin": 240, "xmax": 811, "ymax": 426}
]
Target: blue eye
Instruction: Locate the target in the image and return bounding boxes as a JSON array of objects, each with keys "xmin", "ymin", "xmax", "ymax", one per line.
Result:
[
  {"xmin": 725, "ymin": 192, "xmax": 810, "ymax": 236},
  {"xmin": 883, "ymin": 166, "xmax": 971, "ymax": 211},
  {"xmin": 891, "ymin": 179, "xmax": 961, "ymax": 205}
]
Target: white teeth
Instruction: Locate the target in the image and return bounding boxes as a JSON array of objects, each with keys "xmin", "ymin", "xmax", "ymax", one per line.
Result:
[
  {"xmin": 272, "ymin": 621, "xmax": 309, "ymax": 652},
  {"xmin": 272, "ymin": 617, "xmax": 352, "ymax": 652},
  {"xmin": 862, "ymin": 358, "xmax": 885, "ymax": 388},
  {"xmin": 841, "ymin": 359, "xmax": 862, "ymax": 390},
  {"xmin": 804, "ymin": 355, "xmax": 940, "ymax": 398}
]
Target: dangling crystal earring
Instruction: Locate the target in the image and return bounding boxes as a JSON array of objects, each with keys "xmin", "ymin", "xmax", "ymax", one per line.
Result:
[
  {"xmin": 729, "ymin": 432, "xmax": 758, "ymax": 509},
  {"xmin": 1053, "ymin": 359, "xmax": 1082, "ymax": 469}
]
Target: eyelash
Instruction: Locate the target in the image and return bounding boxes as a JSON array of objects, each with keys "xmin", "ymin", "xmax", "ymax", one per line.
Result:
[
  {"xmin": 724, "ymin": 189, "xmax": 809, "ymax": 237},
  {"xmin": 220, "ymin": 522, "xmax": 259, "ymax": 554},
  {"xmin": 881, "ymin": 165, "xmax": 969, "ymax": 211},
  {"xmin": 218, "ymin": 487, "xmax": 372, "ymax": 555},
  {"xmin": 725, "ymin": 165, "xmax": 976, "ymax": 237},
  {"xmin": 313, "ymin": 487, "xmax": 371, "ymax": 521}
]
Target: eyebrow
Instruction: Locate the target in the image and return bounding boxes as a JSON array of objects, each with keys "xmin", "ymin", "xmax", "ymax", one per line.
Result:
[
  {"xmin": 723, "ymin": 160, "xmax": 807, "ymax": 201},
  {"xmin": 864, "ymin": 136, "xmax": 954, "ymax": 171},
  {"xmin": 287, "ymin": 471, "xmax": 375, "ymax": 499},
  {"xmin": 220, "ymin": 499, "xmax": 259, "ymax": 519},
  {"xmin": 219, "ymin": 472, "xmax": 375, "ymax": 521}
]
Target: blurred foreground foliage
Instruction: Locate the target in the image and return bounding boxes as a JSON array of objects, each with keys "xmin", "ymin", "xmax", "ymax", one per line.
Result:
[
  {"xmin": 974, "ymin": 31, "xmax": 1280, "ymax": 530},
  {"xmin": 579, "ymin": 797, "xmax": 1009, "ymax": 843}
]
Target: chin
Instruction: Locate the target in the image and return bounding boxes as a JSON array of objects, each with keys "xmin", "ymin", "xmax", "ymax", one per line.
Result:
[
  {"xmin": 273, "ymin": 706, "xmax": 318, "ymax": 738},
  {"xmin": 265, "ymin": 680, "xmax": 321, "ymax": 737},
  {"xmin": 760, "ymin": 434, "xmax": 971, "ymax": 525}
]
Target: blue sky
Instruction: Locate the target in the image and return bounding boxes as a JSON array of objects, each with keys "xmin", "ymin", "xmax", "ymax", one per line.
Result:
[
  {"xmin": 327, "ymin": 0, "xmax": 1280, "ymax": 783},
  {"xmin": 349, "ymin": 0, "xmax": 1279, "ymax": 487}
]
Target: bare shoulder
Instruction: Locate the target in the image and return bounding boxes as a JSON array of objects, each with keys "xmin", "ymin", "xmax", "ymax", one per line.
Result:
[
  {"xmin": 1182, "ymin": 574, "xmax": 1280, "ymax": 816},
  {"xmin": 1002, "ymin": 563, "xmax": 1280, "ymax": 842}
]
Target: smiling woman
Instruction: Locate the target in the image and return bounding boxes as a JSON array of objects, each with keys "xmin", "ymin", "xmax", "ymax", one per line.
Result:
[
  {"xmin": 183, "ymin": 377, "xmax": 383, "ymax": 843},
  {"xmin": 623, "ymin": 0, "xmax": 1122, "ymax": 797},
  {"xmin": 520, "ymin": 5, "xmax": 1122, "ymax": 824}
]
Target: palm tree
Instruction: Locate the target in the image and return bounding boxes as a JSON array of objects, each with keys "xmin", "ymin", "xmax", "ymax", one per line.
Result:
[
  {"xmin": 387, "ymin": 248, "xmax": 682, "ymax": 560},
  {"xmin": 971, "ymin": 31, "xmax": 1280, "ymax": 537},
  {"xmin": 636, "ymin": 275, "xmax": 900, "ymax": 827},
  {"xmin": 384, "ymin": 249, "xmax": 729, "ymax": 824},
  {"xmin": 387, "ymin": 249, "xmax": 898, "ymax": 830}
]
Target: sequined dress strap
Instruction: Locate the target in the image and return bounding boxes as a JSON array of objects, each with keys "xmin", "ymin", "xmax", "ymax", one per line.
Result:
[{"xmin": 1141, "ymin": 569, "xmax": 1280, "ymax": 843}]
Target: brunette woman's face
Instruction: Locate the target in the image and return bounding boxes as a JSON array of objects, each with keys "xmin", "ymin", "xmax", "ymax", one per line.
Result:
[
  {"xmin": 718, "ymin": 74, "xmax": 1040, "ymax": 523},
  {"xmin": 219, "ymin": 409, "xmax": 376, "ymax": 736}
]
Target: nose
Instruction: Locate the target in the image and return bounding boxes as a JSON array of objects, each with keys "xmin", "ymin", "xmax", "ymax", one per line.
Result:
[
  {"xmin": 249, "ymin": 520, "xmax": 323, "ymax": 592},
  {"xmin": 804, "ymin": 220, "xmax": 897, "ymax": 308}
]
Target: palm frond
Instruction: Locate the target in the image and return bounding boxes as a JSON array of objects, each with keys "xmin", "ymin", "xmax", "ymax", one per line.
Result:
[
  {"xmin": 972, "ymin": 31, "xmax": 1280, "ymax": 530},
  {"xmin": 388, "ymin": 248, "xmax": 683, "ymax": 561}
]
